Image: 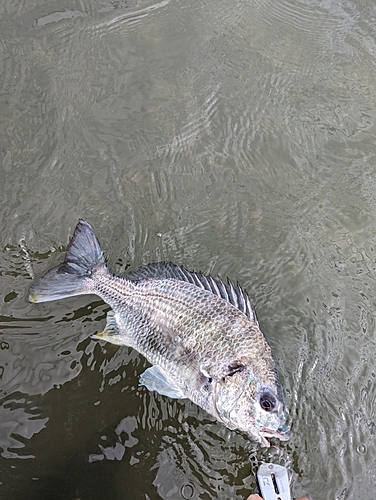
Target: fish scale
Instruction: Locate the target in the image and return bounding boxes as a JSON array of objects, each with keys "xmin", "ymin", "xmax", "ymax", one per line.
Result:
[{"xmin": 29, "ymin": 218, "xmax": 289, "ymax": 447}]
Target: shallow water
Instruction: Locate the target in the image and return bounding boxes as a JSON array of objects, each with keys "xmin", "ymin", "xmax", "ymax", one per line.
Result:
[{"xmin": 1, "ymin": 0, "xmax": 376, "ymax": 498}]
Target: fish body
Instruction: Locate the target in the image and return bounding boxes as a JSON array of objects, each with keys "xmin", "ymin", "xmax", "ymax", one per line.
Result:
[{"xmin": 29, "ymin": 219, "xmax": 289, "ymax": 446}]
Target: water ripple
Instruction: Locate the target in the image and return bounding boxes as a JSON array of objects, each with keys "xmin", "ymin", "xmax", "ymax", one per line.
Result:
[{"xmin": 94, "ymin": 0, "xmax": 171, "ymax": 31}]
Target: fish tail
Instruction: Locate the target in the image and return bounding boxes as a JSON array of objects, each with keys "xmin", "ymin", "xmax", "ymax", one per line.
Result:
[{"xmin": 29, "ymin": 219, "xmax": 106, "ymax": 303}]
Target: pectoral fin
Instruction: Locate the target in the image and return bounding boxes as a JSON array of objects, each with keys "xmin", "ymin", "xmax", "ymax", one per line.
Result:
[{"xmin": 140, "ymin": 366, "xmax": 186, "ymax": 399}]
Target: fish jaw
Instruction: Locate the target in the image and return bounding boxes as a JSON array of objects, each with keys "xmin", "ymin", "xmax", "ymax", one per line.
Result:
[
  {"xmin": 234, "ymin": 413, "xmax": 289, "ymax": 447},
  {"xmin": 259, "ymin": 423, "xmax": 290, "ymax": 446},
  {"xmin": 252, "ymin": 404, "xmax": 290, "ymax": 446}
]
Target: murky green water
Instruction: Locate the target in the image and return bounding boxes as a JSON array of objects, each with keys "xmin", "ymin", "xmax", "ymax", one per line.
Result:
[{"xmin": 1, "ymin": 0, "xmax": 376, "ymax": 498}]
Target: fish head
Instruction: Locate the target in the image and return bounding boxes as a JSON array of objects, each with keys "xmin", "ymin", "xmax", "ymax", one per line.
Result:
[{"xmin": 209, "ymin": 359, "xmax": 289, "ymax": 446}]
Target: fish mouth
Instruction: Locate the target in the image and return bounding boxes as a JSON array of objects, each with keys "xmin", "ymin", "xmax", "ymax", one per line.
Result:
[{"xmin": 260, "ymin": 425, "xmax": 290, "ymax": 443}]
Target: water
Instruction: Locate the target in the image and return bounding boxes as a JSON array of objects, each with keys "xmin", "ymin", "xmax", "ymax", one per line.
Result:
[{"xmin": 1, "ymin": 0, "xmax": 376, "ymax": 498}]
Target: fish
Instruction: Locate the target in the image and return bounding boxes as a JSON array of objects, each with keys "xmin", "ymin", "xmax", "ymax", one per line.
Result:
[{"xmin": 29, "ymin": 219, "xmax": 289, "ymax": 446}]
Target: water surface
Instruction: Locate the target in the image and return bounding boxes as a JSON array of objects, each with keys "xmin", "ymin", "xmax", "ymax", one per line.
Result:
[{"xmin": 1, "ymin": 0, "xmax": 376, "ymax": 498}]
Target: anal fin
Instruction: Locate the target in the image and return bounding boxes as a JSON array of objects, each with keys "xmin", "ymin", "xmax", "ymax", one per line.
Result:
[
  {"xmin": 140, "ymin": 366, "xmax": 186, "ymax": 399},
  {"xmin": 92, "ymin": 310, "xmax": 124, "ymax": 346}
]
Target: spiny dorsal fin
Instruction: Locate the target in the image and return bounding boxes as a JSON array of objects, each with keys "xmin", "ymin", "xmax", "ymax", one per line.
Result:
[{"xmin": 126, "ymin": 262, "xmax": 258, "ymax": 324}]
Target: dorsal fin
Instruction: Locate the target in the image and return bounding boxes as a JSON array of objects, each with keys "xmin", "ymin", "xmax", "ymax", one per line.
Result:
[{"xmin": 126, "ymin": 262, "xmax": 258, "ymax": 324}]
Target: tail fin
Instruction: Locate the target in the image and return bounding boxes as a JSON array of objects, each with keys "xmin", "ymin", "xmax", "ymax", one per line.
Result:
[{"xmin": 29, "ymin": 219, "xmax": 106, "ymax": 303}]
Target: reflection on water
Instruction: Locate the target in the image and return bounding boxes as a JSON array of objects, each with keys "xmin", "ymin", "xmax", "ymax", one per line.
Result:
[{"xmin": 1, "ymin": 0, "xmax": 376, "ymax": 498}]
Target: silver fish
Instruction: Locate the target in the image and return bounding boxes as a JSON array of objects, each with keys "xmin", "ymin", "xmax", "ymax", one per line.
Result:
[{"xmin": 29, "ymin": 219, "xmax": 289, "ymax": 446}]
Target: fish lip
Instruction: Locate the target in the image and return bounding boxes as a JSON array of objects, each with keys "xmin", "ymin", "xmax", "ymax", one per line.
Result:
[{"xmin": 259, "ymin": 426, "xmax": 290, "ymax": 442}]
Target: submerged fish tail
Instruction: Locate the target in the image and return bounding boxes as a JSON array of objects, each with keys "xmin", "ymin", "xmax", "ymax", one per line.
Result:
[{"xmin": 29, "ymin": 219, "xmax": 106, "ymax": 303}]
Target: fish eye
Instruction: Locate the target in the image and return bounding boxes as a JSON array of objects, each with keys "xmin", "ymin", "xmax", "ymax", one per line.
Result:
[{"xmin": 260, "ymin": 393, "xmax": 276, "ymax": 412}]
